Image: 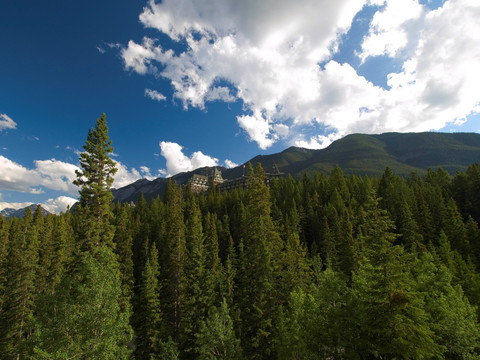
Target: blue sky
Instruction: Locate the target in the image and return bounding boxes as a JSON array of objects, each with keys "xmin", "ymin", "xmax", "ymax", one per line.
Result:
[{"xmin": 1, "ymin": 0, "xmax": 479, "ymax": 213}]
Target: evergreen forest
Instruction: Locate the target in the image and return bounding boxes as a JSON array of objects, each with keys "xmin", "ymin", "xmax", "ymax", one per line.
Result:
[{"xmin": 1, "ymin": 114, "xmax": 480, "ymax": 359}]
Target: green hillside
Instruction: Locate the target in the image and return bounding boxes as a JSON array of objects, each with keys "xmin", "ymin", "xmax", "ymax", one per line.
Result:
[
  {"xmin": 235, "ymin": 132, "xmax": 480, "ymax": 178},
  {"xmin": 113, "ymin": 132, "xmax": 480, "ymax": 203}
]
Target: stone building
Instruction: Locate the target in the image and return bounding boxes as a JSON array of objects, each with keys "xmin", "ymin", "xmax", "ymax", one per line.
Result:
[
  {"xmin": 188, "ymin": 162, "xmax": 285, "ymax": 193},
  {"xmin": 187, "ymin": 167, "xmax": 225, "ymax": 194}
]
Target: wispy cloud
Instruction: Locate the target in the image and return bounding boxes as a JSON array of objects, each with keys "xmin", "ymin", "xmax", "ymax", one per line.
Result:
[
  {"xmin": 96, "ymin": 46, "xmax": 106, "ymax": 54},
  {"xmin": 145, "ymin": 88, "xmax": 167, "ymax": 102},
  {"xmin": 0, "ymin": 113, "xmax": 17, "ymax": 131},
  {"xmin": 96, "ymin": 42, "xmax": 122, "ymax": 54}
]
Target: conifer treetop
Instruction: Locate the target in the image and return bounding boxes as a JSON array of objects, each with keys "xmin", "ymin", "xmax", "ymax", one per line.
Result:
[{"xmin": 74, "ymin": 113, "xmax": 117, "ymax": 208}]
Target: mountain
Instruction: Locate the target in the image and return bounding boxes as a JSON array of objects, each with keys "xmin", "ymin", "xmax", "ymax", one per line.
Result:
[
  {"xmin": 1, "ymin": 204, "xmax": 50, "ymax": 219},
  {"xmin": 112, "ymin": 132, "xmax": 480, "ymax": 203},
  {"xmin": 112, "ymin": 166, "xmax": 228, "ymax": 204}
]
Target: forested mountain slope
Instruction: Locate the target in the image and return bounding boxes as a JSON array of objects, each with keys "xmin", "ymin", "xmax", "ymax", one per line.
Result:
[
  {"xmin": 113, "ymin": 132, "xmax": 480, "ymax": 203},
  {"xmin": 2, "ymin": 117, "xmax": 480, "ymax": 359}
]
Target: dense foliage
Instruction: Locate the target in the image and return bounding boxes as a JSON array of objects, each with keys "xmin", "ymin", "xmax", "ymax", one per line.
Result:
[{"xmin": 1, "ymin": 117, "xmax": 480, "ymax": 358}]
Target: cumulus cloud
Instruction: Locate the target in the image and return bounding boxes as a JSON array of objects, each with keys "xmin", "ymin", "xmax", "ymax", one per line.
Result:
[
  {"xmin": 0, "ymin": 196, "xmax": 77, "ymax": 214},
  {"xmin": 113, "ymin": 160, "xmax": 144, "ymax": 188},
  {"xmin": 139, "ymin": 166, "xmax": 155, "ymax": 180},
  {"xmin": 0, "ymin": 201, "xmax": 34, "ymax": 212},
  {"xmin": 0, "ymin": 156, "xmax": 79, "ymax": 195},
  {"xmin": 159, "ymin": 141, "xmax": 219, "ymax": 176},
  {"xmin": 42, "ymin": 196, "xmax": 77, "ymax": 213},
  {"xmin": 145, "ymin": 88, "xmax": 167, "ymax": 101},
  {"xmin": 224, "ymin": 159, "xmax": 238, "ymax": 168},
  {"xmin": 122, "ymin": 0, "xmax": 480, "ymax": 149},
  {"xmin": 0, "ymin": 155, "xmax": 147, "ymax": 194},
  {"xmin": 205, "ymin": 87, "xmax": 236, "ymax": 103},
  {"xmin": 0, "ymin": 113, "xmax": 17, "ymax": 131},
  {"xmin": 296, "ymin": 132, "xmax": 342, "ymax": 149},
  {"xmin": 237, "ymin": 111, "xmax": 275, "ymax": 150},
  {"xmin": 34, "ymin": 159, "xmax": 79, "ymax": 194},
  {"xmin": 360, "ymin": 0, "xmax": 424, "ymax": 61}
]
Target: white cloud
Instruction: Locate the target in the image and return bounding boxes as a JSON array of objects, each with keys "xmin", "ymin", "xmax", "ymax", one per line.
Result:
[
  {"xmin": 122, "ymin": 0, "xmax": 480, "ymax": 149},
  {"xmin": 34, "ymin": 159, "xmax": 79, "ymax": 194},
  {"xmin": 123, "ymin": 0, "xmax": 366, "ymax": 145},
  {"xmin": 145, "ymin": 88, "xmax": 167, "ymax": 102},
  {"xmin": 42, "ymin": 196, "xmax": 77, "ymax": 214},
  {"xmin": 96, "ymin": 46, "xmax": 106, "ymax": 54},
  {"xmin": 0, "ymin": 155, "xmax": 146, "ymax": 194},
  {"xmin": 360, "ymin": 0, "xmax": 424, "ymax": 61},
  {"xmin": 237, "ymin": 111, "xmax": 275, "ymax": 150},
  {"xmin": 113, "ymin": 160, "xmax": 143, "ymax": 188},
  {"xmin": 159, "ymin": 141, "xmax": 219, "ymax": 176},
  {"xmin": 139, "ymin": 166, "xmax": 156, "ymax": 180},
  {"xmin": 0, "ymin": 201, "xmax": 34, "ymax": 212},
  {"xmin": 224, "ymin": 159, "xmax": 238, "ymax": 168},
  {"xmin": 0, "ymin": 113, "xmax": 17, "ymax": 131},
  {"xmin": 0, "ymin": 156, "xmax": 78, "ymax": 194},
  {"xmin": 205, "ymin": 86, "xmax": 236, "ymax": 102},
  {"xmin": 0, "ymin": 196, "xmax": 77, "ymax": 214},
  {"xmin": 66, "ymin": 146, "xmax": 82, "ymax": 156},
  {"xmin": 29, "ymin": 188, "xmax": 45, "ymax": 195},
  {"xmin": 296, "ymin": 132, "xmax": 342, "ymax": 149}
]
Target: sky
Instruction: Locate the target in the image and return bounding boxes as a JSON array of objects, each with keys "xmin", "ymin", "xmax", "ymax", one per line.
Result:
[{"xmin": 1, "ymin": 0, "xmax": 479, "ymax": 213}]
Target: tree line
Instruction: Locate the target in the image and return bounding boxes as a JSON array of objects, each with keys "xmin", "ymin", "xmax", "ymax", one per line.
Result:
[{"xmin": 1, "ymin": 114, "xmax": 480, "ymax": 359}]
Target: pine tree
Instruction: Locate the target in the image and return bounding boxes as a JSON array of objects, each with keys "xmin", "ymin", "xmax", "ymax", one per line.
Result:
[
  {"xmin": 132, "ymin": 194, "xmax": 151, "ymax": 286},
  {"xmin": 204, "ymin": 212, "xmax": 222, "ymax": 306},
  {"xmin": 134, "ymin": 243, "xmax": 162, "ymax": 359},
  {"xmin": 195, "ymin": 299, "xmax": 242, "ymax": 360},
  {"xmin": 114, "ymin": 204, "xmax": 134, "ymax": 313},
  {"xmin": 349, "ymin": 194, "xmax": 441, "ymax": 359},
  {"xmin": 164, "ymin": 180, "xmax": 186, "ymax": 341},
  {"xmin": 0, "ymin": 209, "xmax": 40, "ymax": 358},
  {"xmin": 35, "ymin": 213, "xmax": 54, "ymax": 297},
  {"xmin": 443, "ymin": 198, "xmax": 469, "ymax": 256},
  {"xmin": 73, "ymin": 112, "xmax": 117, "ymax": 252},
  {"xmin": 222, "ymin": 220, "xmax": 237, "ymax": 308},
  {"xmin": 0, "ymin": 214, "xmax": 9, "ymax": 310},
  {"xmin": 182, "ymin": 197, "xmax": 207, "ymax": 357},
  {"xmin": 50, "ymin": 211, "xmax": 74, "ymax": 291},
  {"xmin": 238, "ymin": 163, "xmax": 282, "ymax": 359},
  {"xmin": 276, "ymin": 268, "xmax": 350, "ymax": 360},
  {"xmin": 31, "ymin": 247, "xmax": 132, "ymax": 359},
  {"xmin": 31, "ymin": 114, "xmax": 132, "ymax": 358},
  {"xmin": 414, "ymin": 252, "xmax": 480, "ymax": 359}
]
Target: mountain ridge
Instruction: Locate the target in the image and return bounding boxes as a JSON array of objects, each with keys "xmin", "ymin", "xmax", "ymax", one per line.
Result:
[
  {"xmin": 112, "ymin": 132, "xmax": 480, "ymax": 203},
  {"xmin": 1, "ymin": 204, "xmax": 50, "ymax": 219}
]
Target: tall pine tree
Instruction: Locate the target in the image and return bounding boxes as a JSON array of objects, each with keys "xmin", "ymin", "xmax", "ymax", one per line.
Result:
[{"xmin": 32, "ymin": 113, "xmax": 132, "ymax": 359}]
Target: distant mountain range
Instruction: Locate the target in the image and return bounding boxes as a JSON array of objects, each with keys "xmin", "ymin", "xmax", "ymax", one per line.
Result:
[
  {"xmin": 1, "ymin": 204, "xmax": 50, "ymax": 219},
  {"xmin": 113, "ymin": 132, "xmax": 480, "ymax": 203}
]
